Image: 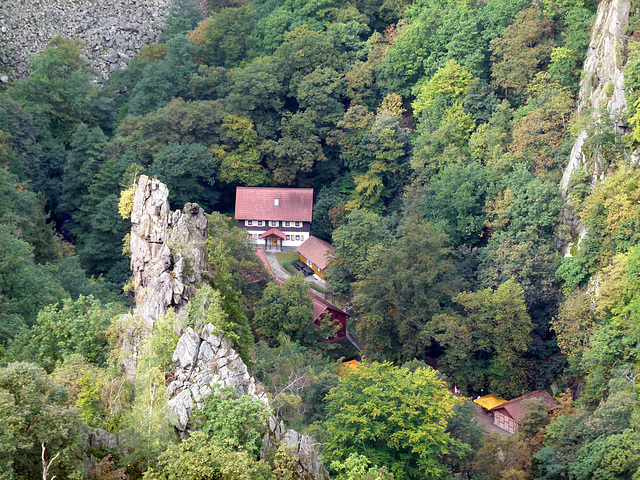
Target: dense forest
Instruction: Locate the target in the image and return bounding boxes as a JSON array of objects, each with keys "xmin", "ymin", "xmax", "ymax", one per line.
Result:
[{"xmin": 1, "ymin": 0, "xmax": 640, "ymax": 478}]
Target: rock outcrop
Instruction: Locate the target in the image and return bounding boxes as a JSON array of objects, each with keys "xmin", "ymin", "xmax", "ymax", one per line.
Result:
[
  {"xmin": 121, "ymin": 175, "xmax": 208, "ymax": 377},
  {"xmin": 129, "ymin": 175, "xmax": 208, "ymax": 331},
  {"xmin": 561, "ymin": 0, "xmax": 630, "ymax": 193},
  {"xmin": 0, "ymin": 0, "xmax": 174, "ymax": 80},
  {"xmin": 167, "ymin": 323, "xmax": 329, "ymax": 479},
  {"xmin": 561, "ymin": 0, "xmax": 632, "ymax": 256},
  {"xmin": 124, "ymin": 176, "xmax": 327, "ymax": 478},
  {"xmin": 167, "ymin": 324, "xmax": 268, "ymax": 431}
]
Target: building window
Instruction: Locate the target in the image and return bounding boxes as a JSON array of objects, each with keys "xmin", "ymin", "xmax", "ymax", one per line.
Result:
[
  {"xmin": 286, "ymin": 235, "xmax": 290, "ymax": 240},
  {"xmin": 248, "ymin": 234, "xmax": 252, "ymax": 239},
  {"xmin": 295, "ymin": 235, "xmax": 300, "ymax": 241},
  {"xmin": 258, "ymin": 220, "xmax": 263, "ymax": 226},
  {"xmin": 270, "ymin": 221, "xmax": 278, "ymax": 227},
  {"xmin": 295, "ymin": 221, "xmax": 300, "ymax": 227},
  {"xmin": 247, "ymin": 220, "xmax": 253, "ymax": 226},
  {"xmin": 258, "ymin": 234, "xmax": 262, "ymax": 240},
  {"xmin": 285, "ymin": 221, "xmax": 290, "ymax": 227}
]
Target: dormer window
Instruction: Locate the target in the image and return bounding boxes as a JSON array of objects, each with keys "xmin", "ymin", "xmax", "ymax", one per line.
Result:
[{"xmin": 274, "ymin": 198, "xmax": 279, "ymax": 207}]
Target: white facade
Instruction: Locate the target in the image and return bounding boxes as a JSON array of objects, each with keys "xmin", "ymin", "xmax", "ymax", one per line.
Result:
[{"xmin": 247, "ymin": 229, "xmax": 308, "ymax": 248}]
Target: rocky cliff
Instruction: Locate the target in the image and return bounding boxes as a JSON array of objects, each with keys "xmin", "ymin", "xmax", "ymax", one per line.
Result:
[
  {"xmin": 0, "ymin": 0, "xmax": 173, "ymax": 80},
  {"xmin": 125, "ymin": 176, "xmax": 328, "ymax": 479},
  {"xmin": 561, "ymin": 0, "xmax": 630, "ymax": 194},
  {"xmin": 168, "ymin": 324, "xmax": 328, "ymax": 479},
  {"xmin": 561, "ymin": 0, "xmax": 632, "ymax": 255},
  {"xmin": 121, "ymin": 175, "xmax": 208, "ymax": 377}
]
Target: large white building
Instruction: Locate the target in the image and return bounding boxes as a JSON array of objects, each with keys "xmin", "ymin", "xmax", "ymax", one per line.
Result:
[{"xmin": 235, "ymin": 187, "xmax": 314, "ymax": 251}]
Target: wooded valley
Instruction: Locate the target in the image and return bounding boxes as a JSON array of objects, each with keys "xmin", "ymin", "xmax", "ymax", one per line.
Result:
[{"xmin": 1, "ymin": 0, "xmax": 639, "ymax": 478}]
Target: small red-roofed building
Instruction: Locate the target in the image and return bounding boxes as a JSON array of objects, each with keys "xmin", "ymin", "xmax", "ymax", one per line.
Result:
[
  {"xmin": 310, "ymin": 289, "xmax": 347, "ymax": 340},
  {"xmin": 275, "ymin": 276, "xmax": 348, "ymax": 340},
  {"xmin": 490, "ymin": 390, "xmax": 558, "ymax": 434},
  {"xmin": 297, "ymin": 235, "xmax": 335, "ymax": 280},
  {"xmin": 235, "ymin": 187, "xmax": 313, "ymax": 250}
]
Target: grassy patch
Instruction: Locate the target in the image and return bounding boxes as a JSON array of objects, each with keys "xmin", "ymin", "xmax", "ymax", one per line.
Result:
[
  {"xmin": 308, "ymin": 282, "xmax": 328, "ymax": 295},
  {"xmin": 276, "ymin": 251, "xmax": 299, "ymax": 264},
  {"xmin": 282, "ymin": 260, "xmax": 298, "ymax": 275}
]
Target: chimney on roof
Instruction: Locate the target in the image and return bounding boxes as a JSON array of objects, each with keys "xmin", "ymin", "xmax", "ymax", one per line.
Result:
[{"xmin": 274, "ymin": 198, "xmax": 279, "ymax": 207}]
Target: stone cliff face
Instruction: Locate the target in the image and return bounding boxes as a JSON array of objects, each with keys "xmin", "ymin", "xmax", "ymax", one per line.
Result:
[
  {"xmin": 0, "ymin": 0, "xmax": 173, "ymax": 80},
  {"xmin": 121, "ymin": 175, "xmax": 208, "ymax": 377},
  {"xmin": 130, "ymin": 175, "xmax": 209, "ymax": 331},
  {"xmin": 125, "ymin": 176, "xmax": 327, "ymax": 479},
  {"xmin": 167, "ymin": 324, "xmax": 329, "ymax": 479},
  {"xmin": 561, "ymin": 0, "xmax": 630, "ymax": 193},
  {"xmin": 561, "ymin": 0, "xmax": 631, "ymax": 255}
]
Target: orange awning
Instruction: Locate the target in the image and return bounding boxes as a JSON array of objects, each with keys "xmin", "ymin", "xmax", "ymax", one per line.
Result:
[{"xmin": 474, "ymin": 394, "xmax": 507, "ymax": 411}]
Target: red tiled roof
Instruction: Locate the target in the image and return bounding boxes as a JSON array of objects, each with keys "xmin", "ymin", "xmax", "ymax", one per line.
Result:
[
  {"xmin": 262, "ymin": 228, "xmax": 286, "ymax": 239},
  {"xmin": 297, "ymin": 235, "xmax": 335, "ymax": 270},
  {"xmin": 310, "ymin": 290, "xmax": 346, "ymax": 321},
  {"xmin": 254, "ymin": 248, "xmax": 273, "ymax": 276},
  {"xmin": 235, "ymin": 187, "xmax": 313, "ymax": 222},
  {"xmin": 490, "ymin": 390, "xmax": 557, "ymax": 424}
]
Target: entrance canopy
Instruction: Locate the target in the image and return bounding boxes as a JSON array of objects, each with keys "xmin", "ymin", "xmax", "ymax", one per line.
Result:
[{"xmin": 263, "ymin": 228, "xmax": 286, "ymax": 240}]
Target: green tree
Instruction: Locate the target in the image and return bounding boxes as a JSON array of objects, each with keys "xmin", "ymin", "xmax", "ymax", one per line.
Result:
[
  {"xmin": 490, "ymin": 7, "xmax": 555, "ymax": 101},
  {"xmin": 253, "ymin": 276, "xmax": 320, "ymax": 347},
  {"xmin": 262, "ymin": 111, "xmax": 327, "ymax": 185},
  {"xmin": 74, "ymin": 157, "xmax": 131, "ymax": 283},
  {"xmin": 58, "ymin": 123, "xmax": 107, "ymax": 223},
  {"xmin": 120, "ymin": 311, "xmax": 180, "ymax": 470},
  {"xmin": 188, "ymin": 6, "xmax": 257, "ymax": 68},
  {"xmin": 144, "ymin": 431, "xmax": 273, "ymax": 480},
  {"xmin": 332, "ymin": 453, "xmax": 395, "ymax": 480},
  {"xmin": 412, "ymin": 60, "xmax": 473, "ymax": 116},
  {"xmin": 431, "ymin": 279, "xmax": 533, "ymax": 397},
  {"xmin": 192, "ymin": 387, "xmax": 270, "ymax": 456},
  {"xmin": 207, "ymin": 211, "xmax": 271, "ymax": 307},
  {"xmin": 7, "ymin": 295, "xmax": 124, "ymax": 373},
  {"xmin": 321, "ymin": 362, "xmax": 466, "ymax": 479},
  {"xmin": 150, "ymin": 142, "xmax": 218, "ymax": 211},
  {"xmin": 410, "ymin": 102, "xmax": 475, "ymax": 177},
  {"xmin": 408, "ymin": 160, "xmax": 488, "ymax": 247},
  {"xmin": 213, "ymin": 114, "xmax": 269, "ymax": 186},
  {"xmin": 12, "ymin": 37, "xmax": 97, "ymax": 140},
  {"xmin": 353, "ymin": 220, "xmax": 453, "ymax": 362},
  {"xmin": 252, "ymin": 335, "xmax": 341, "ymax": 427},
  {"xmin": 128, "ymin": 36, "xmax": 200, "ymax": 117},
  {"xmin": 0, "ymin": 224, "xmax": 66, "ymax": 338},
  {"xmin": 0, "ymin": 362, "xmax": 85, "ymax": 480},
  {"xmin": 294, "ymin": 67, "xmax": 345, "ymax": 136},
  {"xmin": 326, "ymin": 209, "xmax": 389, "ymax": 297}
]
